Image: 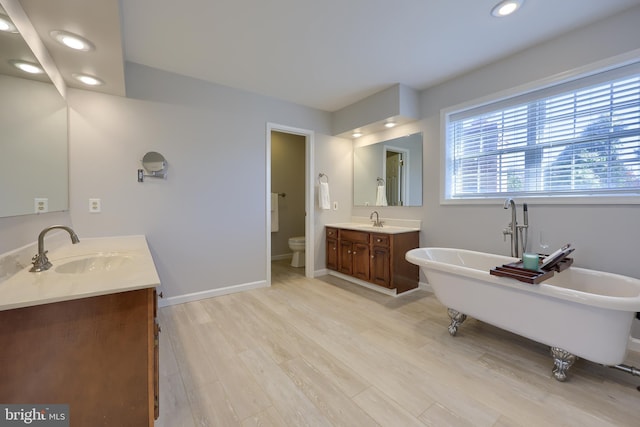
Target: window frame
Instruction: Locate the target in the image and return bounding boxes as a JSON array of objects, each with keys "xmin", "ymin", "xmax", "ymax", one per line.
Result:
[{"xmin": 440, "ymin": 51, "xmax": 640, "ymax": 205}]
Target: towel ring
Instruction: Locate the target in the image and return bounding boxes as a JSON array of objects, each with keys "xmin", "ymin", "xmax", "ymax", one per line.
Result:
[
  {"xmin": 318, "ymin": 173, "xmax": 329, "ymax": 183},
  {"xmin": 377, "ymin": 177, "xmax": 385, "ymax": 185}
]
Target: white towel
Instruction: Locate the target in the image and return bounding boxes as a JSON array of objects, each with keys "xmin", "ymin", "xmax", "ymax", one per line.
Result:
[
  {"xmin": 271, "ymin": 193, "xmax": 279, "ymax": 232},
  {"xmin": 375, "ymin": 185, "xmax": 388, "ymax": 206},
  {"xmin": 319, "ymin": 182, "xmax": 331, "ymax": 210}
]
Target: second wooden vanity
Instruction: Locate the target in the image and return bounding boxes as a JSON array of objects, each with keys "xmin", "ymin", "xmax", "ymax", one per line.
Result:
[{"xmin": 326, "ymin": 225, "xmax": 419, "ymax": 294}]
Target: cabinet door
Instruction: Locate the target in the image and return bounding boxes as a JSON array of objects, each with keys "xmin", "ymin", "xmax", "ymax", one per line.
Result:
[
  {"xmin": 326, "ymin": 237, "xmax": 338, "ymax": 271},
  {"xmin": 0, "ymin": 289, "xmax": 155, "ymax": 426},
  {"xmin": 338, "ymin": 240, "xmax": 353, "ymax": 275},
  {"xmin": 352, "ymin": 242, "xmax": 370, "ymax": 281},
  {"xmin": 370, "ymin": 245, "xmax": 391, "ymax": 288}
]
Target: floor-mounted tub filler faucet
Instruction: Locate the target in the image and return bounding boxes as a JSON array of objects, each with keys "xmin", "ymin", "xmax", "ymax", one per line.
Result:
[
  {"xmin": 370, "ymin": 211, "xmax": 383, "ymax": 227},
  {"xmin": 502, "ymin": 199, "xmax": 528, "ymax": 258},
  {"xmin": 30, "ymin": 225, "xmax": 80, "ymax": 272}
]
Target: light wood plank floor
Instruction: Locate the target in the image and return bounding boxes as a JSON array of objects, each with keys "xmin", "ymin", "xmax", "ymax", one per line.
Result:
[{"xmin": 156, "ymin": 260, "xmax": 640, "ymax": 426}]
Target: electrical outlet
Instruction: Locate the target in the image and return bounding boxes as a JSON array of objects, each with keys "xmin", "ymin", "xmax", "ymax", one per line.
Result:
[
  {"xmin": 89, "ymin": 198, "xmax": 101, "ymax": 213},
  {"xmin": 34, "ymin": 198, "xmax": 48, "ymax": 214}
]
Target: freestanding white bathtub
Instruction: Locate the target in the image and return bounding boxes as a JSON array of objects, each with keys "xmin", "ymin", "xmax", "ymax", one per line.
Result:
[{"xmin": 405, "ymin": 247, "xmax": 640, "ymax": 381}]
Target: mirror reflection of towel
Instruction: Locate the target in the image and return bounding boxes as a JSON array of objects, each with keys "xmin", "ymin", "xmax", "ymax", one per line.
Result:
[
  {"xmin": 319, "ymin": 182, "xmax": 331, "ymax": 210},
  {"xmin": 376, "ymin": 185, "xmax": 388, "ymax": 206}
]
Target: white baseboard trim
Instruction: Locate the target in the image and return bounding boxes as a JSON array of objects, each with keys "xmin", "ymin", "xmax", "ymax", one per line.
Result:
[
  {"xmin": 325, "ymin": 271, "xmax": 425, "ymax": 297},
  {"xmin": 327, "ymin": 271, "xmax": 398, "ymax": 296},
  {"xmin": 629, "ymin": 337, "xmax": 640, "ymax": 353},
  {"xmin": 418, "ymin": 280, "xmax": 433, "ymax": 293},
  {"xmin": 271, "ymin": 253, "xmax": 292, "ymax": 261},
  {"xmin": 158, "ymin": 280, "xmax": 268, "ymax": 307},
  {"xmin": 314, "ymin": 268, "xmax": 330, "ymax": 277}
]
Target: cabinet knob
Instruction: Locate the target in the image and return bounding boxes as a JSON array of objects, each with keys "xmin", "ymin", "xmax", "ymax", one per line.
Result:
[
  {"xmin": 371, "ymin": 255, "xmax": 374, "ymax": 259},
  {"xmin": 376, "ymin": 238, "xmax": 382, "ymax": 242},
  {"xmin": 353, "ymin": 251, "xmax": 357, "ymax": 255},
  {"xmin": 348, "ymin": 250, "xmax": 351, "ymax": 254},
  {"xmin": 332, "ymin": 247, "xmax": 336, "ymax": 251}
]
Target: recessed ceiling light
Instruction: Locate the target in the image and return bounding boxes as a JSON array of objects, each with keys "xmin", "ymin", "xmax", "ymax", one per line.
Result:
[
  {"xmin": 10, "ymin": 60, "xmax": 44, "ymax": 74},
  {"xmin": 0, "ymin": 14, "xmax": 18, "ymax": 33},
  {"xmin": 50, "ymin": 30, "xmax": 94, "ymax": 51},
  {"xmin": 352, "ymin": 130, "xmax": 363, "ymax": 138},
  {"xmin": 491, "ymin": 0, "xmax": 523, "ymax": 17},
  {"xmin": 72, "ymin": 73, "xmax": 104, "ymax": 86}
]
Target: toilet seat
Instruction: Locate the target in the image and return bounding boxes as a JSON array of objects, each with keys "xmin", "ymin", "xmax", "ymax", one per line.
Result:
[{"xmin": 289, "ymin": 236, "xmax": 305, "ymax": 244}]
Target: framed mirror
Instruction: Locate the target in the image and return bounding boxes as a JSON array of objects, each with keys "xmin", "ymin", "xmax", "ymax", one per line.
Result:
[
  {"xmin": 0, "ymin": 6, "xmax": 68, "ymax": 217},
  {"xmin": 354, "ymin": 132, "xmax": 423, "ymax": 207}
]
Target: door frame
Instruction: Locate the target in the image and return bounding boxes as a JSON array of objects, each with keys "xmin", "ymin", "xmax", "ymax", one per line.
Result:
[{"xmin": 266, "ymin": 122, "xmax": 315, "ymax": 285}]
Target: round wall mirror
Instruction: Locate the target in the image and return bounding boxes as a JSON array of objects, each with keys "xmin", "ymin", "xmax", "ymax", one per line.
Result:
[{"xmin": 142, "ymin": 151, "xmax": 167, "ymax": 174}]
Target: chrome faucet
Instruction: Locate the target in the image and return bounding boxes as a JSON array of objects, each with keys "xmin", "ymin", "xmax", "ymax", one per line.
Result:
[
  {"xmin": 369, "ymin": 210, "xmax": 383, "ymax": 227},
  {"xmin": 30, "ymin": 225, "xmax": 80, "ymax": 272},
  {"xmin": 502, "ymin": 199, "xmax": 528, "ymax": 258},
  {"xmin": 503, "ymin": 198, "xmax": 518, "ymax": 257}
]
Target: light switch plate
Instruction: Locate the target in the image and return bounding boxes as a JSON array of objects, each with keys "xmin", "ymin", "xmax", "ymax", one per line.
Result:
[{"xmin": 89, "ymin": 198, "xmax": 101, "ymax": 213}]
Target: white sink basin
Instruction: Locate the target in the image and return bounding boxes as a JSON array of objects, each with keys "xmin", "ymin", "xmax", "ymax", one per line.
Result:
[{"xmin": 55, "ymin": 254, "xmax": 134, "ymax": 274}]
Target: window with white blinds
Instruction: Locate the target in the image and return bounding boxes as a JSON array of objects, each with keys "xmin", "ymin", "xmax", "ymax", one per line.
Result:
[{"xmin": 444, "ymin": 61, "xmax": 640, "ymax": 201}]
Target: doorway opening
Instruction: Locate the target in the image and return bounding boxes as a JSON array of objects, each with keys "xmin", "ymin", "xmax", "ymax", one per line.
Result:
[
  {"xmin": 266, "ymin": 123, "xmax": 314, "ymax": 285},
  {"xmin": 383, "ymin": 146, "xmax": 409, "ymax": 206}
]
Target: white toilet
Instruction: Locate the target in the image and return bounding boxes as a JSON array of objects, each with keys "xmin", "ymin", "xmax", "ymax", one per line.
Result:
[{"xmin": 288, "ymin": 236, "xmax": 305, "ymax": 267}]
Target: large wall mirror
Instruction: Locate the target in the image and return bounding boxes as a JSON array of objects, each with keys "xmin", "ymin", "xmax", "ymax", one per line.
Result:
[
  {"xmin": 0, "ymin": 5, "xmax": 68, "ymax": 217},
  {"xmin": 354, "ymin": 132, "xmax": 423, "ymax": 207}
]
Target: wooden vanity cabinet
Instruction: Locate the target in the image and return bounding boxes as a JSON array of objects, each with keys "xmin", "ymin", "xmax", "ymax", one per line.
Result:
[
  {"xmin": 326, "ymin": 227, "xmax": 338, "ymax": 270},
  {"xmin": 326, "ymin": 227, "xmax": 419, "ymax": 293},
  {"xmin": 0, "ymin": 287, "xmax": 159, "ymax": 427}
]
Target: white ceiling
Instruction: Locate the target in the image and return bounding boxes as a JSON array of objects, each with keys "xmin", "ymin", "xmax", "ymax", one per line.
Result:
[
  {"xmin": 11, "ymin": 0, "xmax": 640, "ymax": 111},
  {"xmin": 120, "ymin": 0, "xmax": 640, "ymax": 112}
]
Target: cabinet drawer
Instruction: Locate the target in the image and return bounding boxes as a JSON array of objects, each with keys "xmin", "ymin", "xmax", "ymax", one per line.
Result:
[
  {"xmin": 371, "ymin": 234, "xmax": 390, "ymax": 247},
  {"xmin": 326, "ymin": 227, "xmax": 338, "ymax": 239},
  {"xmin": 340, "ymin": 229, "xmax": 370, "ymax": 244}
]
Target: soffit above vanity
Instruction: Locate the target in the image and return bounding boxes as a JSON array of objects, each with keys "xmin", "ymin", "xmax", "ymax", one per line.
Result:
[
  {"xmin": 17, "ymin": 0, "xmax": 126, "ymax": 96},
  {"xmin": 331, "ymin": 83, "xmax": 420, "ymax": 138}
]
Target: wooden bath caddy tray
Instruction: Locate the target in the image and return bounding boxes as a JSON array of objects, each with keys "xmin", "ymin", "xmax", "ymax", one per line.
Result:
[{"xmin": 489, "ymin": 257, "xmax": 573, "ymax": 285}]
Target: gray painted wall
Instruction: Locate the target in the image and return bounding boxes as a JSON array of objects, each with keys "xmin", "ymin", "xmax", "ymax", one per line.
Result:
[
  {"xmin": 2, "ymin": 6, "xmax": 639, "ymax": 306},
  {"xmin": 64, "ymin": 64, "xmax": 351, "ymax": 300},
  {"xmin": 353, "ymin": 6, "xmax": 640, "ymax": 279}
]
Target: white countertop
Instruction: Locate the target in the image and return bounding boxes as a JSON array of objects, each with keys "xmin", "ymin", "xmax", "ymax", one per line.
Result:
[
  {"xmin": 0, "ymin": 235, "xmax": 160, "ymax": 311},
  {"xmin": 326, "ymin": 222, "xmax": 420, "ymax": 234}
]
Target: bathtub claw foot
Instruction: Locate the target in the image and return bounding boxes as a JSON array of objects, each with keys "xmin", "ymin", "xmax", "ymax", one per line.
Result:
[
  {"xmin": 551, "ymin": 347, "xmax": 577, "ymax": 382},
  {"xmin": 447, "ymin": 309, "xmax": 467, "ymax": 336}
]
